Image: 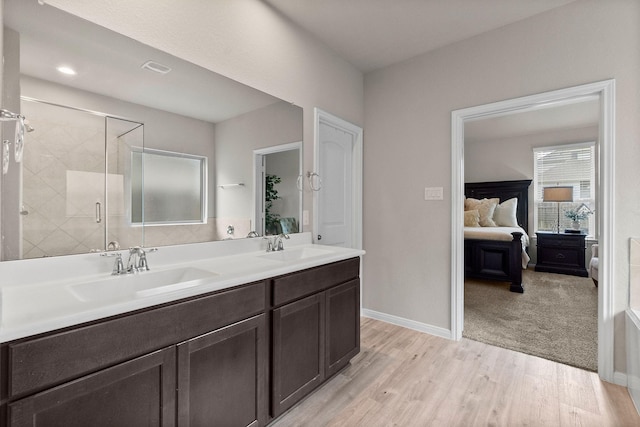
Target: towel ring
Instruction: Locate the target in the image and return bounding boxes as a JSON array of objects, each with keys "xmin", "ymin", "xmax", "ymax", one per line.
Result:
[{"xmin": 306, "ymin": 172, "xmax": 322, "ymax": 192}]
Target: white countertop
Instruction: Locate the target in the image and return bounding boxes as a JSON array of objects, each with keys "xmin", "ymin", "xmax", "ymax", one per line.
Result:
[{"xmin": 0, "ymin": 233, "xmax": 364, "ymax": 343}]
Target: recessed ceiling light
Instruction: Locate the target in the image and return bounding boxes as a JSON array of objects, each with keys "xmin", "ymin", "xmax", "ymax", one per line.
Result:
[{"xmin": 57, "ymin": 66, "xmax": 77, "ymax": 76}]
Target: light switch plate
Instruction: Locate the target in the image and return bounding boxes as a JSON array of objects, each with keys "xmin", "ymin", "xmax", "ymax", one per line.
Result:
[
  {"xmin": 424, "ymin": 187, "xmax": 444, "ymax": 200},
  {"xmin": 303, "ymin": 210, "xmax": 309, "ymax": 225}
]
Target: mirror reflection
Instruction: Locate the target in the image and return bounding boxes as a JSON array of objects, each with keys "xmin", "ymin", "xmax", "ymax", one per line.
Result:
[{"xmin": 1, "ymin": 0, "xmax": 303, "ymax": 261}]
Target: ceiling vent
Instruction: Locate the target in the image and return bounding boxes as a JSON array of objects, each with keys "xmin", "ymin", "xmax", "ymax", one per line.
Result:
[{"xmin": 141, "ymin": 60, "xmax": 171, "ymax": 75}]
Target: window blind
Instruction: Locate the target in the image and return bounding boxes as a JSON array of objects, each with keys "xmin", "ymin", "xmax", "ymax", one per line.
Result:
[{"xmin": 533, "ymin": 142, "xmax": 596, "ymax": 235}]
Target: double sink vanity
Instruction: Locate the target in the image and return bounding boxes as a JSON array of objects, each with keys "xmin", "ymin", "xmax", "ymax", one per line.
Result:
[{"xmin": 0, "ymin": 233, "xmax": 364, "ymax": 426}]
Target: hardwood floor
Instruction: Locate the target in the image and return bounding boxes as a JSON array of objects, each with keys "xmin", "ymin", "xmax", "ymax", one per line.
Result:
[{"xmin": 271, "ymin": 317, "xmax": 640, "ymax": 427}]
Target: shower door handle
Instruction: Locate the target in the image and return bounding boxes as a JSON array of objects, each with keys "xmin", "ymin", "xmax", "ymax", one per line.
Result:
[{"xmin": 96, "ymin": 202, "xmax": 102, "ymax": 223}]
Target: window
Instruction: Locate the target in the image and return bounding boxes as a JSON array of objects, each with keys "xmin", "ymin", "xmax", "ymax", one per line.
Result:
[
  {"xmin": 533, "ymin": 142, "xmax": 596, "ymax": 236},
  {"xmin": 131, "ymin": 148, "xmax": 208, "ymax": 225}
]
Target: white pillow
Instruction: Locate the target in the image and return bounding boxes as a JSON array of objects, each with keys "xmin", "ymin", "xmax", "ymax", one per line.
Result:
[
  {"xmin": 464, "ymin": 197, "xmax": 499, "ymax": 227},
  {"xmin": 464, "ymin": 209, "xmax": 480, "ymax": 227},
  {"xmin": 493, "ymin": 198, "xmax": 519, "ymax": 227}
]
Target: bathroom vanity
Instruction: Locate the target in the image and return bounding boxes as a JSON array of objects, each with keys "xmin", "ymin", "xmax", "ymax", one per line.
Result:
[{"xmin": 0, "ymin": 235, "xmax": 363, "ymax": 426}]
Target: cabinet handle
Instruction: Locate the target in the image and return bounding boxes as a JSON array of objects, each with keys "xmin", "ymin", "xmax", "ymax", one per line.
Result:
[
  {"xmin": 96, "ymin": 202, "xmax": 102, "ymax": 223},
  {"xmin": 555, "ymin": 253, "xmax": 565, "ymax": 259}
]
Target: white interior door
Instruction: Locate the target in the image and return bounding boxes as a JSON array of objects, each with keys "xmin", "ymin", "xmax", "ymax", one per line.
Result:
[{"xmin": 315, "ymin": 109, "xmax": 362, "ymax": 249}]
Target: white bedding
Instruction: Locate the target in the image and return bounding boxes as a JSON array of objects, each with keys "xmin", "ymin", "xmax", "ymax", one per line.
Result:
[{"xmin": 464, "ymin": 226, "xmax": 530, "ymax": 269}]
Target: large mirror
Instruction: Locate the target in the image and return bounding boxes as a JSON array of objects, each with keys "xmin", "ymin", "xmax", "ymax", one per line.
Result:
[{"xmin": 1, "ymin": 0, "xmax": 303, "ymax": 261}]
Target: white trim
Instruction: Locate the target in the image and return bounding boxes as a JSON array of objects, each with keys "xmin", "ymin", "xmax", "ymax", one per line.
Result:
[
  {"xmin": 451, "ymin": 79, "xmax": 616, "ymax": 383},
  {"xmin": 362, "ymin": 309, "xmax": 453, "ymax": 340},
  {"xmin": 313, "ymin": 108, "xmax": 363, "ymax": 250},
  {"xmin": 613, "ymin": 371, "xmax": 628, "ymax": 387},
  {"xmin": 532, "ymin": 140, "xmax": 596, "ymax": 153}
]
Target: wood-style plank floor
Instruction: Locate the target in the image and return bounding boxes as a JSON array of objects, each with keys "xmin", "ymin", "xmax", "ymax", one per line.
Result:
[{"xmin": 271, "ymin": 317, "xmax": 640, "ymax": 427}]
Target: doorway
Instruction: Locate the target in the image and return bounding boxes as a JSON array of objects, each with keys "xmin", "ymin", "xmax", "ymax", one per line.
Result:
[
  {"xmin": 253, "ymin": 142, "xmax": 302, "ymax": 237},
  {"xmin": 313, "ymin": 108, "xmax": 363, "ymax": 249},
  {"xmin": 451, "ymin": 80, "xmax": 615, "ymax": 381}
]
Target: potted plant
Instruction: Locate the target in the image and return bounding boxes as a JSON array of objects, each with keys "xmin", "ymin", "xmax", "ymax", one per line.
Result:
[
  {"xmin": 265, "ymin": 174, "xmax": 282, "ymax": 235},
  {"xmin": 565, "ymin": 204, "xmax": 594, "ymax": 230}
]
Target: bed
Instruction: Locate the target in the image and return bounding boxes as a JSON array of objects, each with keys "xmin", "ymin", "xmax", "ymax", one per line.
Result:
[{"xmin": 464, "ymin": 179, "xmax": 532, "ymax": 293}]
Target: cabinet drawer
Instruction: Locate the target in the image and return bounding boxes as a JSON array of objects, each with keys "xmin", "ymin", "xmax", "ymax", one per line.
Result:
[
  {"xmin": 538, "ymin": 248, "xmax": 581, "ymax": 266},
  {"xmin": 538, "ymin": 236, "xmax": 583, "ymax": 248},
  {"xmin": 9, "ymin": 347, "xmax": 176, "ymax": 427},
  {"xmin": 272, "ymin": 258, "xmax": 359, "ymax": 307},
  {"xmin": 7, "ymin": 281, "xmax": 265, "ymax": 398}
]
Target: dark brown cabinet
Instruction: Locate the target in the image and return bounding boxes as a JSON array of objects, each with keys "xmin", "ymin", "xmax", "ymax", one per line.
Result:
[
  {"xmin": 9, "ymin": 347, "xmax": 176, "ymax": 427},
  {"xmin": 535, "ymin": 232, "xmax": 588, "ymax": 277},
  {"xmin": 1, "ymin": 257, "xmax": 361, "ymax": 427},
  {"xmin": 270, "ymin": 258, "xmax": 360, "ymax": 418},
  {"xmin": 178, "ymin": 314, "xmax": 266, "ymax": 427},
  {"xmin": 272, "ymin": 294, "xmax": 325, "ymax": 416},
  {"xmin": 325, "ymin": 280, "xmax": 360, "ymax": 378},
  {"xmin": 3, "ymin": 281, "xmax": 266, "ymax": 427}
]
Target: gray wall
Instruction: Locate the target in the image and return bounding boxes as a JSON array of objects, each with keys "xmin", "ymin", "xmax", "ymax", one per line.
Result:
[
  {"xmin": 214, "ymin": 101, "xmax": 302, "ymax": 221},
  {"xmin": 364, "ymin": 0, "xmax": 639, "ymax": 373}
]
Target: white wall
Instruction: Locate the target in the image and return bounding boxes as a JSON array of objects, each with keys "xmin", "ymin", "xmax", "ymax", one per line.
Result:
[
  {"xmin": 364, "ymin": 0, "xmax": 639, "ymax": 373},
  {"xmin": 465, "ymin": 126, "xmax": 599, "ymax": 184},
  {"xmin": 44, "ymin": 0, "xmax": 365, "ymax": 229}
]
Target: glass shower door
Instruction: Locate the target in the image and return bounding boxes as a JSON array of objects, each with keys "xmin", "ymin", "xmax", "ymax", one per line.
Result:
[
  {"xmin": 105, "ymin": 116, "xmax": 144, "ymax": 251},
  {"xmin": 18, "ymin": 100, "xmax": 106, "ymax": 258}
]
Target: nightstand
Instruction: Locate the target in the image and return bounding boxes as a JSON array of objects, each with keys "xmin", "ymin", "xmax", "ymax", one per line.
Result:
[{"xmin": 535, "ymin": 232, "xmax": 588, "ymax": 277}]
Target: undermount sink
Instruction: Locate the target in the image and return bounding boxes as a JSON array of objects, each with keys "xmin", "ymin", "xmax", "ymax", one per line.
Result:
[
  {"xmin": 258, "ymin": 246, "xmax": 333, "ymax": 262},
  {"xmin": 68, "ymin": 267, "xmax": 218, "ymax": 302}
]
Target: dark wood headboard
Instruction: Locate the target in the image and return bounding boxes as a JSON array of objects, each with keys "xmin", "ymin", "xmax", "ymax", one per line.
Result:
[{"xmin": 465, "ymin": 179, "xmax": 532, "ymax": 233}]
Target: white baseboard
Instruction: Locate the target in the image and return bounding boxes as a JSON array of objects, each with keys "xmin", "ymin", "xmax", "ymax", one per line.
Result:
[
  {"xmin": 362, "ymin": 309, "xmax": 452, "ymax": 340},
  {"xmin": 613, "ymin": 371, "xmax": 627, "ymax": 387}
]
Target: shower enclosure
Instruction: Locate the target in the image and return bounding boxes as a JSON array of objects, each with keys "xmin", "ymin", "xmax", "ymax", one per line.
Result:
[{"xmin": 1, "ymin": 98, "xmax": 144, "ymax": 259}]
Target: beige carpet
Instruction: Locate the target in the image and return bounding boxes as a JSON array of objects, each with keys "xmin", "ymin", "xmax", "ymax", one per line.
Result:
[{"xmin": 463, "ymin": 268, "xmax": 597, "ymax": 371}]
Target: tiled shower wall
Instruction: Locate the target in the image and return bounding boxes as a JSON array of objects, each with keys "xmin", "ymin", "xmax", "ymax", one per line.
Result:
[{"xmin": 21, "ymin": 101, "xmax": 106, "ymax": 258}]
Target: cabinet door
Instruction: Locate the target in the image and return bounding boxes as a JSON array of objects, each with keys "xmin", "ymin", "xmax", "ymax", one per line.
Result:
[
  {"xmin": 177, "ymin": 314, "xmax": 266, "ymax": 427},
  {"xmin": 325, "ymin": 280, "xmax": 360, "ymax": 377},
  {"xmin": 271, "ymin": 293, "xmax": 325, "ymax": 417},
  {"xmin": 9, "ymin": 347, "xmax": 176, "ymax": 427}
]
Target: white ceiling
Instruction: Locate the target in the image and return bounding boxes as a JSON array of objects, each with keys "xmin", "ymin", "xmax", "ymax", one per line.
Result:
[
  {"xmin": 265, "ymin": 0, "xmax": 577, "ymax": 73},
  {"xmin": 5, "ymin": 0, "xmax": 282, "ymax": 124},
  {"xmin": 7, "ymin": 0, "xmax": 587, "ymax": 131}
]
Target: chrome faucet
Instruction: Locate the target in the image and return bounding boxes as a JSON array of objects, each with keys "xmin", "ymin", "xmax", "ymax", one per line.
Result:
[
  {"xmin": 264, "ymin": 234, "xmax": 287, "ymax": 252},
  {"xmin": 102, "ymin": 247, "xmax": 157, "ymax": 275},
  {"xmin": 274, "ymin": 233, "xmax": 289, "ymax": 251},
  {"xmin": 112, "ymin": 253, "xmax": 125, "ymax": 275},
  {"xmin": 264, "ymin": 233, "xmax": 290, "ymax": 252},
  {"xmin": 125, "ymin": 246, "xmax": 157, "ymax": 273},
  {"xmin": 126, "ymin": 246, "xmax": 146, "ymax": 273}
]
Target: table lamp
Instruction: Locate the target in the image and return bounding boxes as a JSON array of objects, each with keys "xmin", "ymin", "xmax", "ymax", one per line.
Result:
[{"xmin": 543, "ymin": 186, "xmax": 573, "ymax": 233}]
